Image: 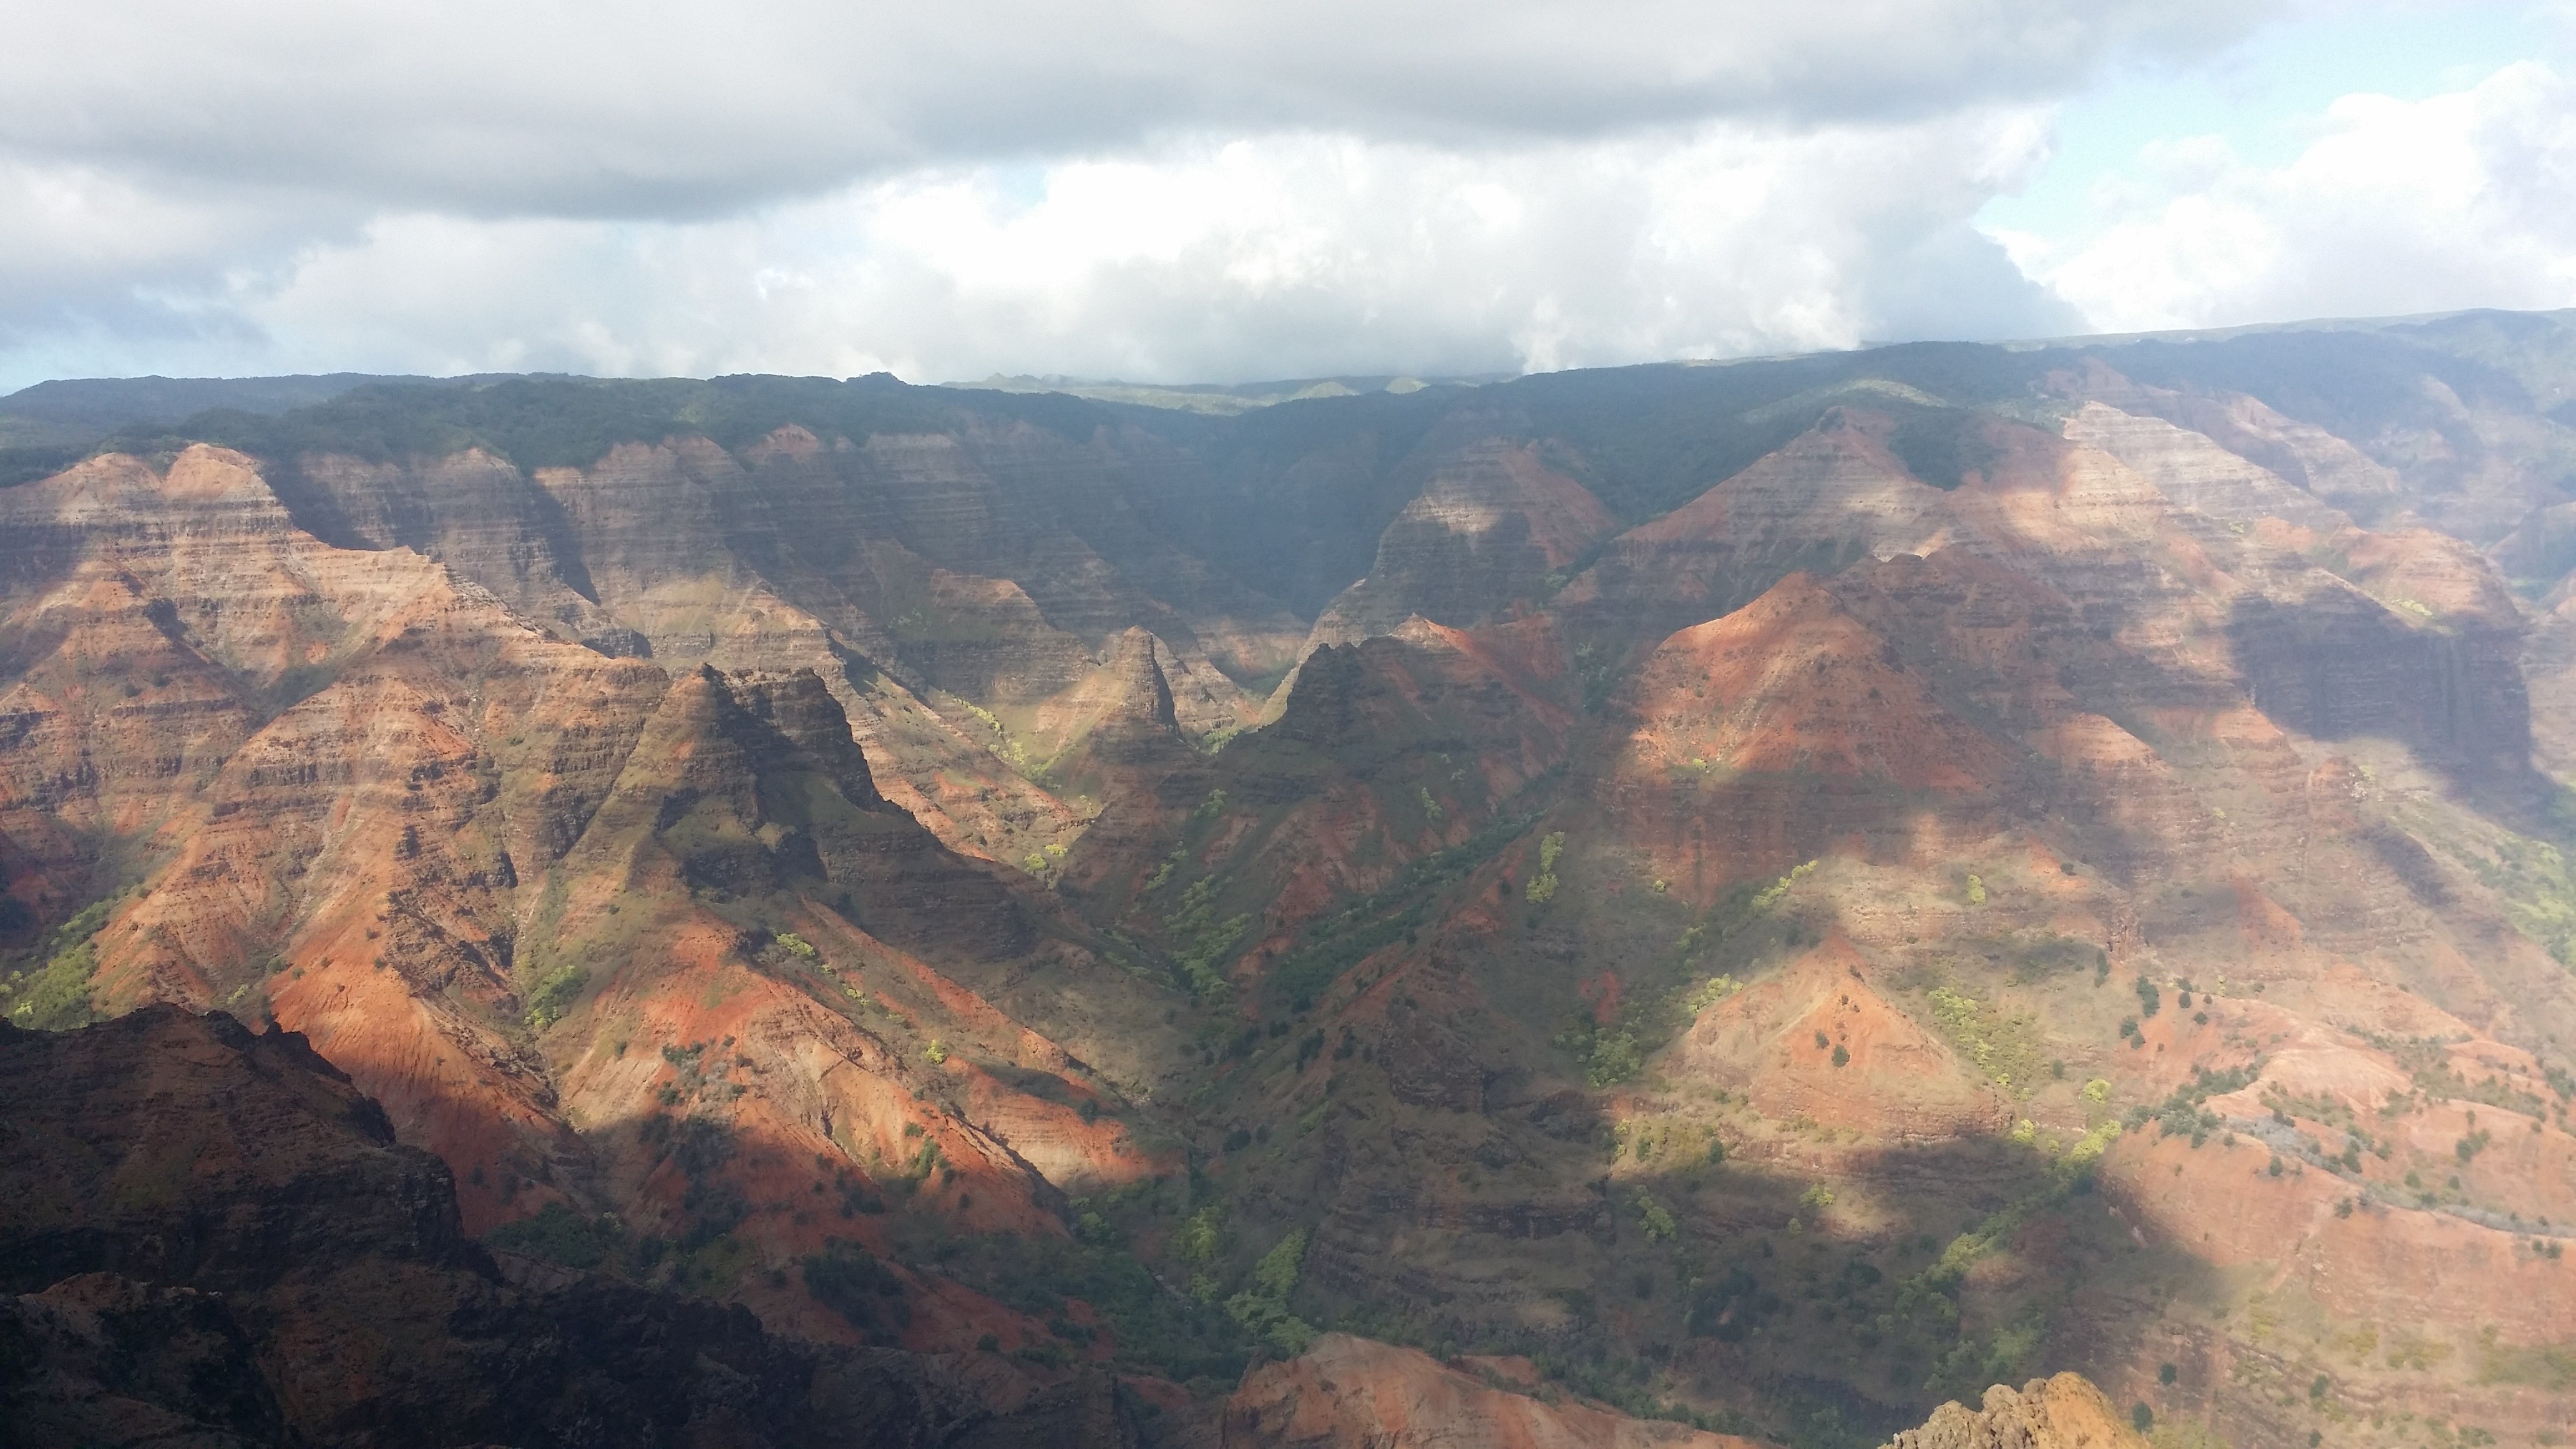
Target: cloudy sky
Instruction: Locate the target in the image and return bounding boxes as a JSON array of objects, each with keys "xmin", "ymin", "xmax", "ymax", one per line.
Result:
[{"xmin": 3, "ymin": 0, "xmax": 2572, "ymax": 391}]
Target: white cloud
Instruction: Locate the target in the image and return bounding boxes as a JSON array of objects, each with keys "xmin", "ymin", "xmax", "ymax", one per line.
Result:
[
  {"xmin": 2019, "ymin": 61, "xmax": 2576, "ymax": 331},
  {"xmin": 2, "ymin": 1, "xmax": 2261, "ymax": 218},
  {"xmin": 6, "ymin": 115, "xmax": 2075, "ymax": 388}
]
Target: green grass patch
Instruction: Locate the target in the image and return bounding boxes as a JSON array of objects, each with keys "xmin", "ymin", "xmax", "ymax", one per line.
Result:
[
  {"xmin": 521, "ymin": 964, "xmax": 589, "ymax": 1030},
  {"xmin": 1923, "ymin": 981, "xmax": 2046, "ymax": 1095},
  {"xmin": 1, "ymin": 892, "xmax": 127, "ymax": 1030}
]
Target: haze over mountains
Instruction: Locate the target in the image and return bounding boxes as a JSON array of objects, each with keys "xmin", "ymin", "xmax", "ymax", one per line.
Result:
[{"xmin": 8, "ymin": 308, "xmax": 2576, "ymax": 1448}]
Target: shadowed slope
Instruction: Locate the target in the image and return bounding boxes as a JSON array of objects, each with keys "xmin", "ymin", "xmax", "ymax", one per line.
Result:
[{"xmin": 0, "ymin": 1005, "xmax": 1136, "ymax": 1448}]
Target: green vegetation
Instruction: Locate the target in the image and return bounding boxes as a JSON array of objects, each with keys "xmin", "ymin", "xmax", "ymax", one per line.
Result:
[
  {"xmin": 2465, "ymin": 833, "xmax": 2576, "ymax": 965},
  {"xmin": 1176, "ymin": 1203, "xmax": 1225, "ymax": 1265},
  {"xmin": 1526, "ymin": 832, "xmax": 1566, "ymax": 905},
  {"xmin": 1634, "ymin": 1193, "xmax": 1677, "ymax": 1241},
  {"xmin": 479, "ymin": 1192, "xmax": 771, "ymax": 1298},
  {"xmin": 1164, "ymin": 878, "xmax": 1251, "ymax": 1000},
  {"xmin": 1681, "ymin": 973, "xmax": 1742, "ymax": 1016},
  {"xmin": 1226, "ymin": 1228, "xmax": 1318, "ymax": 1355},
  {"xmin": 1747, "ymin": 861, "xmax": 1813, "ymax": 915},
  {"xmin": 2, "ymin": 893, "xmax": 124, "ymax": 1030},
  {"xmin": 1992, "ymin": 932, "xmax": 2104, "ymax": 984},
  {"xmin": 1557, "ymin": 1018, "xmax": 1644, "ymax": 1086},
  {"xmin": 2354, "ymin": 1028, "xmax": 2554, "ymax": 1117},
  {"xmin": 1672, "ymin": 860, "xmax": 1814, "ymax": 965},
  {"xmin": 1924, "ymin": 983, "xmax": 2045, "ymax": 1092},
  {"xmin": 1894, "ymin": 1126, "xmax": 2120, "ymax": 1340},
  {"xmin": 2129, "ymin": 1063, "xmax": 2263, "ymax": 1148},
  {"xmin": 1927, "ymin": 1317, "xmax": 2046, "ymax": 1398},
  {"xmin": 1888, "ymin": 406, "xmax": 2006, "ymax": 491},
  {"xmin": 803, "ymin": 1238, "xmax": 909, "ymax": 1336},
  {"xmin": 485, "ymin": 1201, "xmax": 627, "ymax": 1270},
  {"xmin": 1687, "ymin": 1264, "xmax": 1780, "ymax": 1342},
  {"xmin": 925, "ymin": 1216, "xmax": 1252, "ymax": 1383},
  {"xmin": 102, "ymin": 373, "xmax": 1147, "ymax": 482},
  {"xmin": 1262, "ymin": 812, "xmax": 1539, "ymax": 1008},
  {"xmin": 2480, "ymin": 1335, "xmax": 2576, "ymax": 1389},
  {"xmin": 521, "ymin": 964, "xmax": 588, "ymax": 1030}
]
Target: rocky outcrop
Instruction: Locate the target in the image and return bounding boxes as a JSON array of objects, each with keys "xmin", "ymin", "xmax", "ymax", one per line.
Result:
[
  {"xmin": 1314, "ymin": 439, "xmax": 1615, "ymax": 640},
  {"xmin": 2, "ymin": 1272, "xmax": 291, "ymax": 1448},
  {"xmin": 606, "ymin": 663, "xmax": 1036, "ymax": 958},
  {"xmin": 1882, "ymin": 1373, "xmax": 2148, "ymax": 1449}
]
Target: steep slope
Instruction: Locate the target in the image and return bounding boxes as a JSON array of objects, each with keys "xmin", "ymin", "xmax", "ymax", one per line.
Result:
[
  {"xmin": 1313, "ymin": 438, "xmax": 1617, "ymax": 642},
  {"xmin": 1555, "ymin": 407, "xmax": 1961, "ymax": 661},
  {"xmin": 1595, "ymin": 572, "xmax": 2019, "ymax": 905},
  {"xmin": 0, "ymin": 1005, "xmax": 1134, "ymax": 1448},
  {"xmin": 0, "ymin": 444, "xmax": 1195, "ymax": 1362},
  {"xmin": 1225, "ymin": 1334, "xmax": 1764, "ymax": 1448}
]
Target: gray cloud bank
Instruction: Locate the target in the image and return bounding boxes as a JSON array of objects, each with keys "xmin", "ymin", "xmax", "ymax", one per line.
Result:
[
  {"xmin": 6, "ymin": 1, "xmax": 2261, "ymax": 215},
  {"xmin": 22, "ymin": 0, "xmax": 2568, "ymax": 389}
]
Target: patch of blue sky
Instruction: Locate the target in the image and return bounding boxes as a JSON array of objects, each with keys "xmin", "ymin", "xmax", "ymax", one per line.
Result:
[
  {"xmin": 1981, "ymin": 1, "xmax": 2572, "ymax": 238},
  {"xmin": 985, "ymin": 162, "xmax": 1051, "ymax": 213}
]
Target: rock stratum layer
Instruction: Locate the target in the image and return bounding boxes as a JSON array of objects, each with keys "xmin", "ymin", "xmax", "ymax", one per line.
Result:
[{"xmin": 9, "ymin": 313, "xmax": 2576, "ymax": 1448}]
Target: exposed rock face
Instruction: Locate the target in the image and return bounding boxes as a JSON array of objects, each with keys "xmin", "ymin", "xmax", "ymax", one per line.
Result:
[
  {"xmin": 1882, "ymin": 1374, "xmax": 2148, "ymax": 1449},
  {"xmin": 2064, "ymin": 402, "xmax": 2351, "ymax": 534},
  {"xmin": 1224, "ymin": 1334, "xmax": 1761, "ymax": 1449},
  {"xmin": 1557, "ymin": 409, "xmax": 1958, "ymax": 655},
  {"xmin": 0, "ymin": 1006, "xmax": 1136, "ymax": 1448},
  {"xmin": 2224, "ymin": 575, "xmax": 2533, "ymax": 779},
  {"xmin": 1599, "ymin": 572, "xmax": 2019, "ymax": 904},
  {"xmin": 1315, "ymin": 439, "xmax": 1616, "ymax": 640},
  {"xmin": 1, "ymin": 1272, "xmax": 293, "ymax": 1448}
]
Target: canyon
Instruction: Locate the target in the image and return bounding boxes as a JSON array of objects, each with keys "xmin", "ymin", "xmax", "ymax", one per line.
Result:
[{"xmin": 5, "ymin": 308, "xmax": 2576, "ymax": 1448}]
